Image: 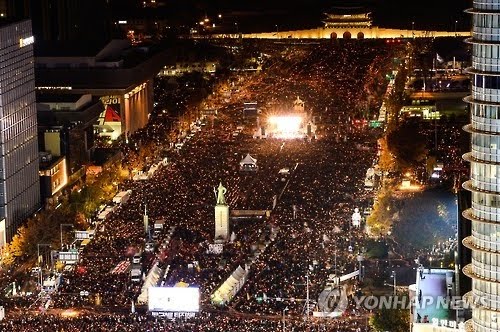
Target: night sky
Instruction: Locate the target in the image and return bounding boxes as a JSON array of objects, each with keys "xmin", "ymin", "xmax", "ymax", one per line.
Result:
[{"xmin": 124, "ymin": 0, "xmax": 471, "ymax": 32}]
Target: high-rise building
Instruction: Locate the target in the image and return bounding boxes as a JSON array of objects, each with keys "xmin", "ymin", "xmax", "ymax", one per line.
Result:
[
  {"xmin": 0, "ymin": 19, "xmax": 40, "ymax": 244},
  {"xmin": 463, "ymin": 0, "xmax": 500, "ymax": 331}
]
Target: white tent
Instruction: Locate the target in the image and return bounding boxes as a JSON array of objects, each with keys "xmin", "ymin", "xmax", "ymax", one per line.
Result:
[
  {"xmin": 240, "ymin": 154, "xmax": 258, "ymax": 171},
  {"xmin": 211, "ymin": 265, "xmax": 249, "ymax": 306},
  {"xmin": 137, "ymin": 262, "xmax": 163, "ymax": 304}
]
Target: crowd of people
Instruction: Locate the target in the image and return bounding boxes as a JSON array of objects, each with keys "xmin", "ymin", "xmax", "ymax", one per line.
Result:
[
  {"xmin": 1, "ymin": 39, "xmax": 400, "ymax": 330},
  {"xmin": 0, "ymin": 312, "xmax": 369, "ymax": 331}
]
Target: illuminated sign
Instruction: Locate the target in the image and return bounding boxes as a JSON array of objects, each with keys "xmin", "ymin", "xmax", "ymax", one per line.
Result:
[
  {"xmin": 37, "ymin": 86, "xmax": 73, "ymax": 90},
  {"xmin": 118, "ymin": 20, "xmax": 127, "ymax": 24},
  {"xmin": 58, "ymin": 251, "xmax": 79, "ymax": 263},
  {"xmin": 148, "ymin": 287, "xmax": 200, "ymax": 312},
  {"xmin": 19, "ymin": 36, "xmax": 34, "ymax": 47},
  {"xmin": 101, "ymin": 95, "xmax": 121, "ymax": 105}
]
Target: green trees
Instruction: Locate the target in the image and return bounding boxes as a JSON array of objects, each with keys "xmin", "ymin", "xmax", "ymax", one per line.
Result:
[
  {"xmin": 370, "ymin": 301, "xmax": 410, "ymax": 332},
  {"xmin": 387, "ymin": 119, "xmax": 427, "ymax": 171},
  {"xmin": 1, "ymin": 163, "xmax": 128, "ymax": 268},
  {"xmin": 366, "ymin": 185, "xmax": 395, "ymax": 236}
]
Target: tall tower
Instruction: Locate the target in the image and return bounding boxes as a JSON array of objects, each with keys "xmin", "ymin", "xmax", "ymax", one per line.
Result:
[
  {"xmin": 0, "ymin": 19, "xmax": 41, "ymax": 244},
  {"xmin": 462, "ymin": 1, "xmax": 500, "ymax": 331}
]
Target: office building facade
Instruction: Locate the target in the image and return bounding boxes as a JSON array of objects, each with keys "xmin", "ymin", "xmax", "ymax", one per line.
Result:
[
  {"xmin": 0, "ymin": 19, "xmax": 40, "ymax": 244},
  {"xmin": 462, "ymin": 0, "xmax": 500, "ymax": 331}
]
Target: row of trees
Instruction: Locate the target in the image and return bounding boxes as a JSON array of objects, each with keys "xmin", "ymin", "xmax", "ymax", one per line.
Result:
[
  {"xmin": 1, "ymin": 161, "xmax": 129, "ymax": 268},
  {"xmin": 1, "ymin": 66, "xmax": 219, "ymax": 270},
  {"xmin": 367, "ymin": 44, "xmax": 429, "ymax": 237}
]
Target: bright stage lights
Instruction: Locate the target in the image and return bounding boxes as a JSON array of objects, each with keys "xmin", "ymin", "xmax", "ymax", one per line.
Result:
[{"xmin": 268, "ymin": 115, "xmax": 303, "ymax": 139}]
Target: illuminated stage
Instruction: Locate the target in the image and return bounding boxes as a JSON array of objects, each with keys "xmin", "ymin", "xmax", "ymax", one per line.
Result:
[
  {"xmin": 254, "ymin": 97, "xmax": 317, "ymax": 140},
  {"xmin": 268, "ymin": 115, "xmax": 303, "ymax": 139}
]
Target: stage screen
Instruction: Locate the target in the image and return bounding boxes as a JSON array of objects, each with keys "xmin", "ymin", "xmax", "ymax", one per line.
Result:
[{"xmin": 148, "ymin": 287, "xmax": 200, "ymax": 312}]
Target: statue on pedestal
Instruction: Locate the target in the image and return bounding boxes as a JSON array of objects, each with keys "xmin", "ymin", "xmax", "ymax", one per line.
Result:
[
  {"xmin": 214, "ymin": 182, "xmax": 230, "ymax": 242},
  {"xmin": 214, "ymin": 182, "xmax": 227, "ymax": 205}
]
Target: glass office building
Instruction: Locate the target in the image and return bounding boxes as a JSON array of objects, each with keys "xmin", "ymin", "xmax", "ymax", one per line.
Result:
[{"xmin": 0, "ymin": 19, "xmax": 40, "ymax": 245}]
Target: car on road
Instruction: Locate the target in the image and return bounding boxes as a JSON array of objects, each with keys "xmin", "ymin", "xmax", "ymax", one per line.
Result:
[{"xmin": 145, "ymin": 242, "xmax": 155, "ymax": 253}]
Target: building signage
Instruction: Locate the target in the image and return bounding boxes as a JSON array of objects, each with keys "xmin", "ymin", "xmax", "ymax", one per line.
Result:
[
  {"xmin": 19, "ymin": 36, "xmax": 34, "ymax": 47},
  {"xmin": 151, "ymin": 312, "xmax": 196, "ymax": 319},
  {"xmin": 58, "ymin": 251, "xmax": 79, "ymax": 263},
  {"xmin": 431, "ymin": 318, "xmax": 465, "ymax": 330},
  {"xmin": 75, "ymin": 230, "xmax": 94, "ymax": 240}
]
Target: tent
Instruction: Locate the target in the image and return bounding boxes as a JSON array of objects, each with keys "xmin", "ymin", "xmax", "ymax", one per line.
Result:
[
  {"xmin": 211, "ymin": 265, "xmax": 249, "ymax": 306},
  {"xmin": 137, "ymin": 262, "xmax": 163, "ymax": 304},
  {"xmin": 240, "ymin": 154, "xmax": 258, "ymax": 171}
]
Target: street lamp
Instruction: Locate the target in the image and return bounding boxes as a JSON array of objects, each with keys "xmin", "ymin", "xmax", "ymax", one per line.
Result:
[
  {"xmin": 334, "ymin": 248, "xmax": 338, "ymax": 281},
  {"xmin": 357, "ymin": 254, "xmax": 364, "ymax": 281},
  {"xmin": 294, "ymin": 274, "xmax": 310, "ymax": 321},
  {"xmin": 454, "ymin": 20, "xmax": 458, "ymax": 36},
  {"xmin": 306, "ymin": 274, "xmax": 310, "ymax": 320},
  {"xmin": 391, "ymin": 270, "xmax": 396, "ymax": 296},
  {"xmin": 37, "ymin": 243, "xmax": 51, "ymax": 291},
  {"xmin": 60, "ymin": 223, "xmax": 74, "ymax": 249},
  {"xmin": 412, "ymin": 21, "xmax": 415, "ymax": 38},
  {"xmin": 282, "ymin": 307, "xmax": 289, "ymax": 332}
]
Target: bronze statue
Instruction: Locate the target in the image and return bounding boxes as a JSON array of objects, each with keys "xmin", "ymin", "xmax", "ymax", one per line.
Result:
[{"xmin": 214, "ymin": 182, "xmax": 227, "ymax": 205}]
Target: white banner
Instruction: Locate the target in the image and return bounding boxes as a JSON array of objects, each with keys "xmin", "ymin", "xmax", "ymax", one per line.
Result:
[
  {"xmin": 207, "ymin": 244, "xmax": 223, "ymax": 254},
  {"xmin": 339, "ymin": 270, "xmax": 359, "ymax": 282}
]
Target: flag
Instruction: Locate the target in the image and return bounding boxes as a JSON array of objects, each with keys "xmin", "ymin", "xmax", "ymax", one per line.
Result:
[
  {"xmin": 104, "ymin": 105, "xmax": 121, "ymax": 122},
  {"xmin": 436, "ymin": 53, "xmax": 444, "ymax": 64}
]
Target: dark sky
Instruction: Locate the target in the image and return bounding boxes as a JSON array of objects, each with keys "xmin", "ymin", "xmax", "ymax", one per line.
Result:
[
  {"xmin": 200, "ymin": 0, "xmax": 469, "ymax": 31},
  {"xmin": 113, "ymin": 0, "xmax": 471, "ymax": 32}
]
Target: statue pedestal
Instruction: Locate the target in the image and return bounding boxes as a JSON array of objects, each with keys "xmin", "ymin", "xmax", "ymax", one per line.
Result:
[{"xmin": 215, "ymin": 204, "xmax": 230, "ymax": 242}]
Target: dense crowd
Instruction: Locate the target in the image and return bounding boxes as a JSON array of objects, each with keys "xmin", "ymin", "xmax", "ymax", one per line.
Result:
[
  {"xmin": 2, "ymin": 39, "xmax": 400, "ymax": 330},
  {"xmin": 0, "ymin": 312, "xmax": 369, "ymax": 332}
]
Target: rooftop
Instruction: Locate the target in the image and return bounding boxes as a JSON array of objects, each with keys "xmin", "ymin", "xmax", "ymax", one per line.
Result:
[
  {"xmin": 0, "ymin": 17, "xmax": 30, "ymax": 28},
  {"xmin": 34, "ymin": 40, "xmax": 110, "ymax": 58},
  {"xmin": 37, "ymin": 93, "xmax": 87, "ymax": 104},
  {"xmin": 413, "ymin": 268, "xmax": 456, "ymax": 324},
  {"xmin": 39, "ymin": 153, "xmax": 65, "ymax": 171}
]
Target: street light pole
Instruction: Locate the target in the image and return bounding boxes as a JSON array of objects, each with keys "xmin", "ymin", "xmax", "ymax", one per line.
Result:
[
  {"xmin": 391, "ymin": 270, "xmax": 396, "ymax": 296},
  {"xmin": 37, "ymin": 243, "xmax": 50, "ymax": 291},
  {"xmin": 306, "ymin": 274, "xmax": 310, "ymax": 321},
  {"xmin": 334, "ymin": 249, "xmax": 337, "ymax": 275},
  {"xmin": 282, "ymin": 307, "xmax": 288, "ymax": 332},
  {"xmin": 60, "ymin": 223, "xmax": 74, "ymax": 249}
]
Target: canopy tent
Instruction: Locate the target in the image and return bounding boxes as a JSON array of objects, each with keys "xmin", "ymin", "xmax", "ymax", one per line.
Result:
[
  {"xmin": 239, "ymin": 153, "xmax": 258, "ymax": 171},
  {"xmin": 137, "ymin": 262, "xmax": 163, "ymax": 304},
  {"xmin": 211, "ymin": 265, "xmax": 249, "ymax": 306}
]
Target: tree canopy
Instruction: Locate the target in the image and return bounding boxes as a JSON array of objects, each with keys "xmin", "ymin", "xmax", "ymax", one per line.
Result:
[
  {"xmin": 370, "ymin": 303, "xmax": 410, "ymax": 332},
  {"xmin": 387, "ymin": 119, "xmax": 427, "ymax": 170}
]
